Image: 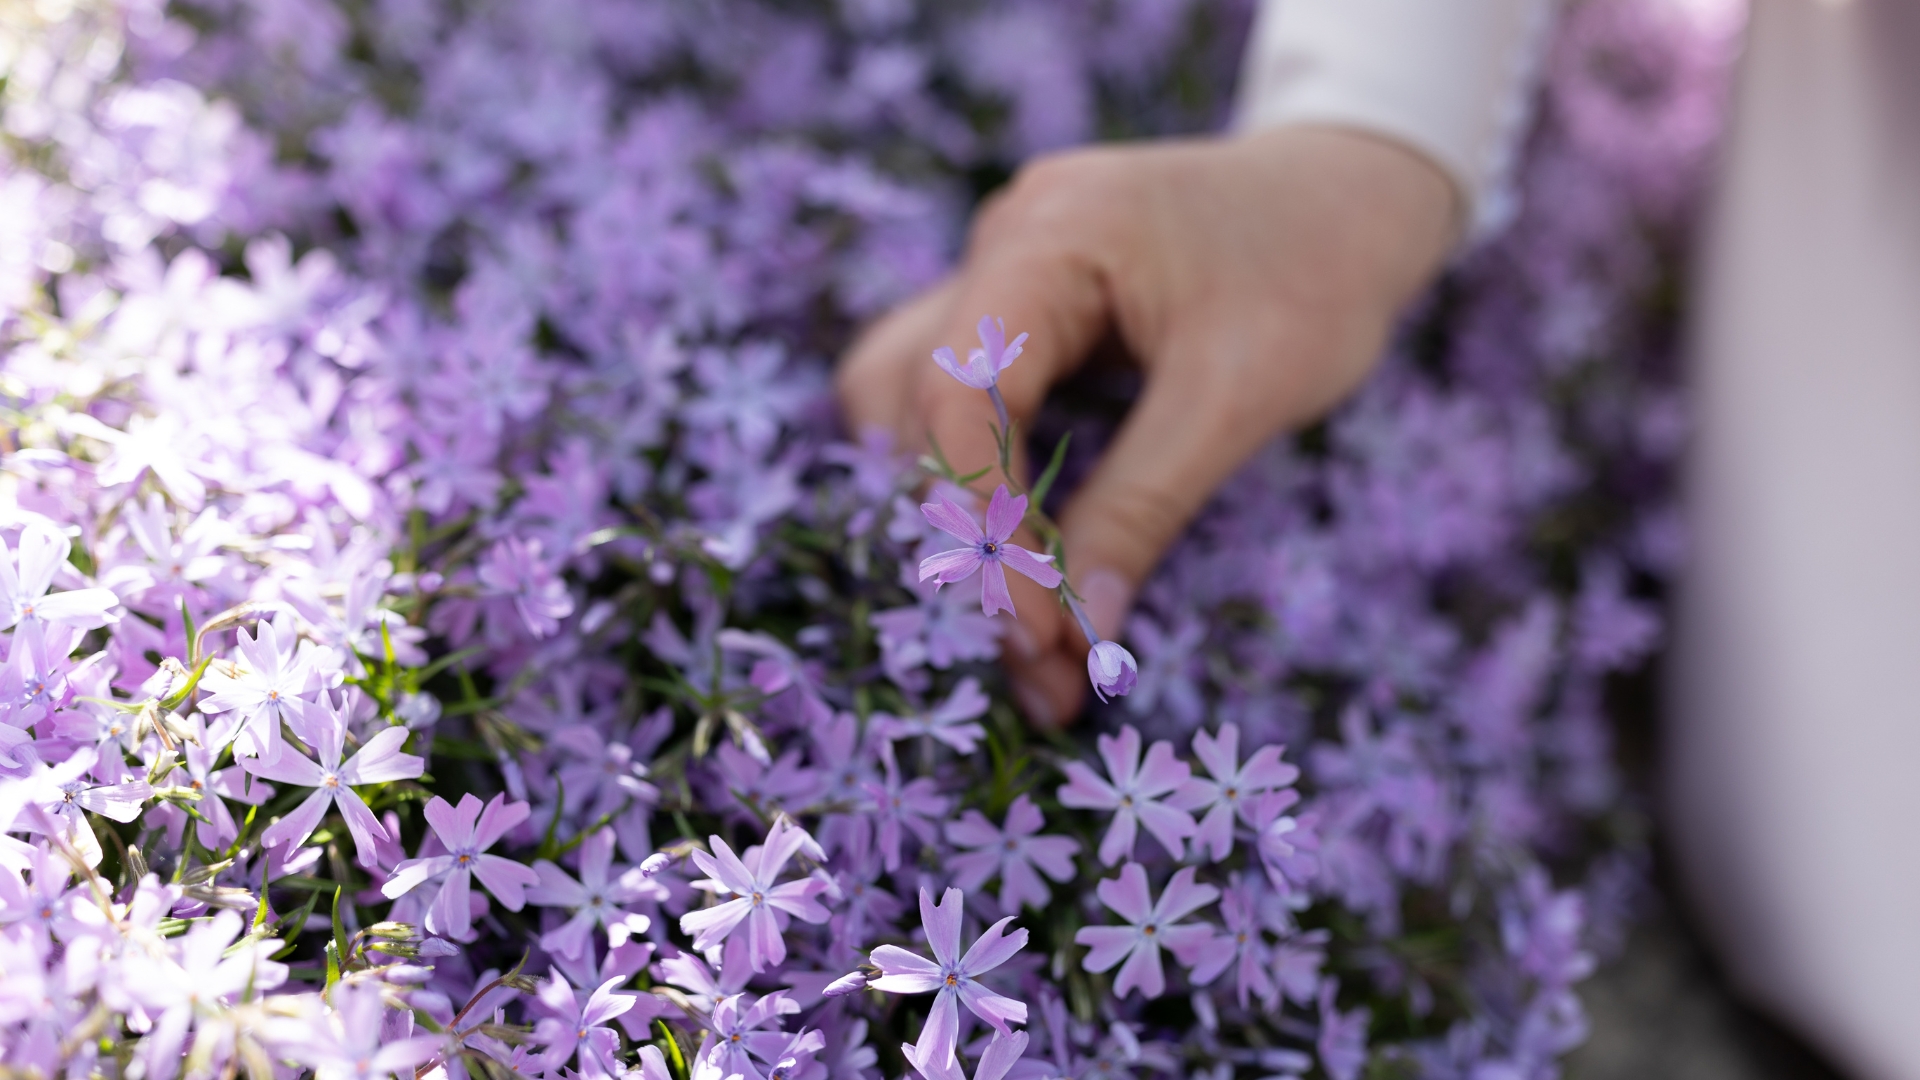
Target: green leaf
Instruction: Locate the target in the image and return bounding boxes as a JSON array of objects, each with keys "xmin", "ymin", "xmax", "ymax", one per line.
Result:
[
  {"xmin": 954, "ymin": 465, "xmax": 993, "ymax": 485},
  {"xmin": 1028, "ymin": 431, "xmax": 1072, "ymax": 510}
]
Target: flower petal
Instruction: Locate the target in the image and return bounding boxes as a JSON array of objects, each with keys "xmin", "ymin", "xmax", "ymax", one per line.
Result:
[{"xmin": 921, "ymin": 887, "xmax": 964, "ymax": 968}]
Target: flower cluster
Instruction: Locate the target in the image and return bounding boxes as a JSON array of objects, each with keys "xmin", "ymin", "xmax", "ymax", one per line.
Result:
[{"xmin": 0, "ymin": 0, "xmax": 1739, "ymax": 1078}]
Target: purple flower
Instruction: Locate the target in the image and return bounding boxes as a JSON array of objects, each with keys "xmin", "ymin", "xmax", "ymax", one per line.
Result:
[
  {"xmin": 866, "ymin": 747, "xmax": 950, "ymax": 872},
  {"xmin": 1169, "ymin": 724, "xmax": 1301, "ymax": 863},
  {"xmin": 197, "ymin": 613, "xmax": 317, "ymax": 759},
  {"xmin": 476, "ymin": 536, "xmax": 575, "ymax": 639},
  {"xmin": 918, "ymin": 486, "xmax": 1062, "ymax": 618},
  {"xmin": 679, "ymin": 816, "xmax": 832, "ymax": 973},
  {"xmin": 945, "ymin": 794, "xmax": 1080, "ymax": 915},
  {"xmin": 1316, "ymin": 979, "xmax": 1371, "ymax": 1080},
  {"xmin": 873, "ymin": 676, "xmax": 990, "ymax": 754},
  {"xmin": 525, "ymin": 828, "xmax": 659, "ymax": 961},
  {"xmin": 1056, "ymin": 725, "xmax": 1195, "ymax": 865},
  {"xmin": 1085, "ymin": 640, "xmax": 1138, "ymax": 702},
  {"xmin": 532, "ymin": 970, "xmax": 635, "ymax": 1079},
  {"xmin": 1186, "ymin": 875, "xmax": 1277, "ymax": 1009},
  {"xmin": 868, "ymin": 887, "xmax": 1028, "ymax": 1080},
  {"xmin": 0, "ymin": 522, "xmax": 119, "ymax": 631},
  {"xmin": 381, "ymin": 793, "xmax": 539, "ymax": 940},
  {"xmin": 1073, "ymin": 863, "xmax": 1218, "ymax": 1000},
  {"xmin": 121, "ymin": 910, "xmax": 288, "ymax": 1080},
  {"xmin": 930, "ymin": 315, "xmax": 1026, "ymax": 390},
  {"xmin": 283, "ymin": 982, "xmax": 442, "ymax": 1080},
  {"xmin": 243, "ymin": 699, "xmax": 422, "ymax": 866},
  {"xmin": 696, "ymin": 991, "xmax": 819, "ymax": 1080}
]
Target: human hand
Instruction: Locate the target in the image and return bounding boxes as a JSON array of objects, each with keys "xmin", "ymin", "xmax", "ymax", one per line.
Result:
[{"xmin": 836, "ymin": 125, "xmax": 1458, "ymax": 725}]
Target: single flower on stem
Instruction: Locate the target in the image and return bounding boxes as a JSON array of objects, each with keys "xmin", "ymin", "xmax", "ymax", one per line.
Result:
[
  {"xmin": 868, "ymin": 887, "xmax": 1029, "ymax": 1080},
  {"xmin": 919, "ymin": 486, "xmax": 1062, "ymax": 618},
  {"xmin": 1074, "ymin": 863, "xmax": 1218, "ymax": 1000},
  {"xmin": 931, "ymin": 316, "xmax": 1026, "ymax": 392}
]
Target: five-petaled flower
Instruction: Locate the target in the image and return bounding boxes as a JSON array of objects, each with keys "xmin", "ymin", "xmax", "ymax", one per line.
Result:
[
  {"xmin": 1074, "ymin": 863, "xmax": 1219, "ymax": 1000},
  {"xmin": 1169, "ymin": 723, "xmax": 1300, "ymax": 862},
  {"xmin": 945, "ymin": 794, "xmax": 1081, "ymax": 915},
  {"xmin": 918, "ymin": 486, "xmax": 1062, "ymax": 618},
  {"xmin": 1057, "ymin": 724, "xmax": 1196, "ymax": 865},
  {"xmin": 931, "ymin": 316, "xmax": 1027, "ymax": 391},
  {"xmin": 381, "ymin": 792, "xmax": 539, "ymax": 940},
  {"xmin": 867, "ymin": 886, "xmax": 1028, "ymax": 1080},
  {"xmin": 526, "ymin": 827, "xmax": 660, "ymax": 961},
  {"xmin": 679, "ymin": 816, "xmax": 832, "ymax": 973},
  {"xmin": 243, "ymin": 697, "xmax": 423, "ymax": 866}
]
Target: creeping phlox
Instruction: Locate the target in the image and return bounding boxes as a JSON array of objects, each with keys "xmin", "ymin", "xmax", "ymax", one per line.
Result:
[{"xmin": 0, "ymin": 0, "xmax": 1730, "ymax": 1077}]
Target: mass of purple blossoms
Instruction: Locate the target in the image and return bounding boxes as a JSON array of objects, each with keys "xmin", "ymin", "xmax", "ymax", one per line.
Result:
[{"xmin": 0, "ymin": 0, "xmax": 1739, "ymax": 1078}]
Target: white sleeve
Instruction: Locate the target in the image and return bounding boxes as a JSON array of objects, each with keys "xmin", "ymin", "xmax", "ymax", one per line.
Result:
[{"xmin": 1233, "ymin": 0, "xmax": 1559, "ymax": 237}]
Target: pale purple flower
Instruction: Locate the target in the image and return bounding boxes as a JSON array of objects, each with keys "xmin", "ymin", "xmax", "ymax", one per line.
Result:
[
  {"xmin": 696, "ymin": 991, "xmax": 818, "ymax": 1080},
  {"xmin": 873, "ymin": 676, "xmax": 990, "ymax": 754},
  {"xmin": 1316, "ymin": 979, "xmax": 1371, "ymax": 1080},
  {"xmin": 382, "ymin": 793, "xmax": 539, "ymax": 940},
  {"xmin": 120, "ymin": 910, "xmax": 289, "ymax": 1080},
  {"xmin": 532, "ymin": 970, "xmax": 635, "ymax": 1079},
  {"xmin": 244, "ymin": 700, "xmax": 422, "ymax": 866},
  {"xmin": 918, "ymin": 486, "xmax": 1062, "ymax": 618},
  {"xmin": 653, "ymin": 949, "xmax": 749, "ymax": 1016},
  {"xmin": 526, "ymin": 828, "xmax": 659, "ymax": 960},
  {"xmin": 1186, "ymin": 875, "xmax": 1277, "ymax": 1009},
  {"xmin": 1085, "ymin": 640, "xmax": 1138, "ymax": 703},
  {"xmin": 1169, "ymin": 724, "xmax": 1301, "ymax": 862},
  {"xmin": 197, "ymin": 614, "xmax": 318, "ymax": 759},
  {"xmin": 679, "ymin": 817, "xmax": 831, "ymax": 973},
  {"xmin": 14, "ymin": 747, "xmax": 151, "ymax": 867},
  {"xmin": 1056, "ymin": 725, "xmax": 1195, "ymax": 865},
  {"xmin": 931, "ymin": 315, "xmax": 1026, "ymax": 390},
  {"xmin": 284, "ymin": 982, "xmax": 441, "ymax": 1080},
  {"xmin": 476, "ymin": 536, "xmax": 574, "ymax": 639},
  {"xmin": 866, "ymin": 747, "xmax": 950, "ymax": 872},
  {"xmin": 0, "ymin": 521, "xmax": 119, "ymax": 631},
  {"xmin": 868, "ymin": 887, "xmax": 1028, "ymax": 1080},
  {"xmin": 945, "ymin": 794, "xmax": 1080, "ymax": 915},
  {"xmin": 1073, "ymin": 863, "xmax": 1218, "ymax": 1001}
]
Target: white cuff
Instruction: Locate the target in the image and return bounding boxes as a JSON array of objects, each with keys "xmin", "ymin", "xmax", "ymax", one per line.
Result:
[{"xmin": 1233, "ymin": 0, "xmax": 1559, "ymax": 239}]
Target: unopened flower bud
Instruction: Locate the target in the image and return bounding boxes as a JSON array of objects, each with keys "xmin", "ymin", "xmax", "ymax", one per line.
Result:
[
  {"xmin": 823, "ymin": 971, "xmax": 868, "ymax": 998},
  {"xmin": 638, "ymin": 852, "xmax": 671, "ymax": 877},
  {"xmin": 1086, "ymin": 640, "xmax": 1139, "ymax": 702}
]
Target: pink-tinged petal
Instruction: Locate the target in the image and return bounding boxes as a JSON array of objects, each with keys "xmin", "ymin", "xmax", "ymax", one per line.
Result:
[
  {"xmin": 1023, "ymin": 836, "xmax": 1080, "ymax": 881},
  {"xmin": 1073, "ymin": 925, "xmax": 1138, "ymax": 972},
  {"xmin": 1154, "ymin": 866, "xmax": 1220, "ymax": 924},
  {"xmin": 1097, "ymin": 863, "xmax": 1154, "ymax": 923},
  {"xmin": 948, "ymin": 850, "xmax": 1000, "ymax": 892},
  {"xmin": 932, "ymin": 347, "xmax": 993, "ymax": 391},
  {"xmin": 1000, "ymin": 857, "xmax": 1049, "ymax": 914},
  {"xmin": 754, "ymin": 817, "xmax": 811, "ymax": 881},
  {"xmin": 540, "ymin": 910, "xmax": 598, "ymax": 961},
  {"xmin": 944, "ymin": 810, "xmax": 1001, "ymax": 850},
  {"xmin": 959, "ymin": 916, "xmax": 1027, "ymax": 975},
  {"xmin": 915, "ymin": 987, "xmax": 962, "ymax": 1078},
  {"xmin": 260, "ymin": 788, "xmax": 333, "ymax": 852},
  {"xmin": 334, "ymin": 788, "xmax": 389, "ymax": 869},
  {"xmin": 869, "ymin": 945, "xmax": 943, "ymax": 988},
  {"xmin": 1003, "ymin": 794, "xmax": 1045, "ymax": 838},
  {"xmin": 1055, "ymin": 762, "xmax": 1119, "ymax": 810},
  {"xmin": 1134, "ymin": 740, "xmax": 1192, "ymax": 797},
  {"xmin": 976, "ymin": 316, "xmax": 1006, "ymax": 364},
  {"xmin": 1165, "ymin": 776, "xmax": 1219, "ymax": 813},
  {"xmin": 977, "ymin": 561, "xmax": 1016, "ymax": 618},
  {"xmin": 679, "ymin": 897, "xmax": 752, "ymax": 950},
  {"xmin": 747, "ymin": 904, "xmax": 786, "ymax": 972},
  {"xmin": 958, "ymin": 981, "xmax": 1027, "ymax": 1034},
  {"xmin": 424, "ymin": 794, "xmax": 480, "ymax": 850},
  {"xmin": 997, "ymin": 544, "xmax": 1061, "ymax": 590},
  {"xmin": 975, "ymin": 1030, "xmax": 1029, "ymax": 1080},
  {"xmin": 1096, "ymin": 809, "xmax": 1138, "ymax": 867},
  {"xmin": 1134, "ymin": 801, "xmax": 1197, "ymax": 861},
  {"xmin": 982, "ymin": 486, "xmax": 1027, "ymax": 545},
  {"xmin": 339, "ymin": 726, "xmax": 424, "ymax": 784},
  {"xmin": 1240, "ymin": 744, "xmax": 1300, "ymax": 792},
  {"xmin": 1111, "ymin": 938, "xmax": 1165, "ymax": 999},
  {"xmin": 241, "ymin": 745, "xmax": 326, "ymax": 786},
  {"xmin": 697, "ymin": 836, "xmax": 760, "ymax": 896},
  {"xmin": 921, "ymin": 887, "xmax": 964, "ymax": 967},
  {"xmin": 1186, "ymin": 933, "xmax": 1236, "ymax": 986},
  {"xmin": 1191, "ymin": 725, "xmax": 1238, "ymax": 783},
  {"xmin": 473, "ymin": 793, "xmax": 531, "ymax": 851},
  {"xmin": 382, "ymin": 855, "xmax": 453, "ymax": 899},
  {"xmin": 431, "ymin": 868, "xmax": 474, "ymax": 939},
  {"xmin": 765, "ymin": 878, "xmax": 831, "ymax": 923},
  {"xmin": 1193, "ymin": 801, "xmax": 1236, "ymax": 863},
  {"xmin": 473, "ymin": 853, "xmax": 538, "ymax": 909},
  {"xmin": 1159, "ymin": 923, "xmax": 1216, "ymax": 966},
  {"xmin": 526, "ymin": 861, "xmax": 589, "ymax": 907},
  {"xmin": 918, "ymin": 546, "xmax": 982, "ymax": 585},
  {"xmin": 1097, "ymin": 727, "xmax": 1143, "ymax": 790},
  {"xmin": 919, "ymin": 495, "xmax": 986, "ymax": 545}
]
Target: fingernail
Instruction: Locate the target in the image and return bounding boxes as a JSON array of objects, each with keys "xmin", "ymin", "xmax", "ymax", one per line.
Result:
[
  {"xmin": 1080, "ymin": 568, "xmax": 1133, "ymax": 642},
  {"xmin": 1014, "ymin": 682, "xmax": 1057, "ymax": 729},
  {"xmin": 1004, "ymin": 619, "xmax": 1041, "ymax": 661}
]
